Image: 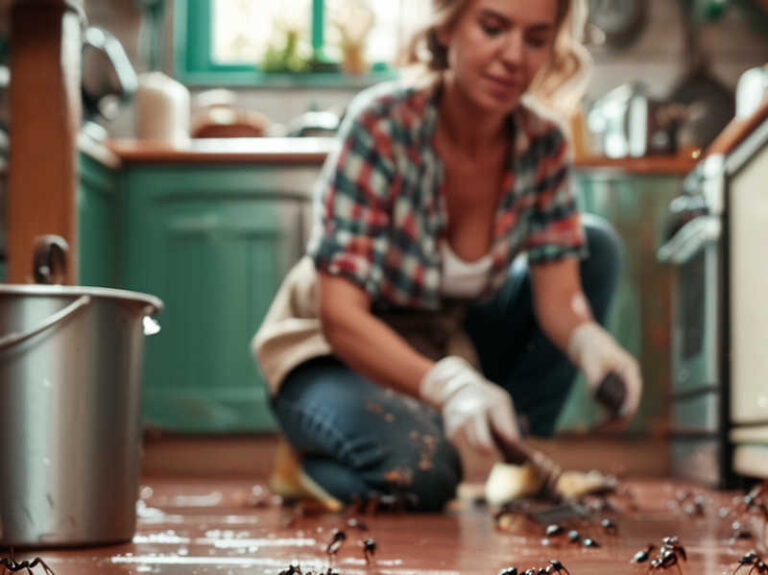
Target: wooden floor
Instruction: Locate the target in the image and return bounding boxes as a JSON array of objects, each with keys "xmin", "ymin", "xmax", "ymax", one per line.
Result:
[
  {"xmin": 139, "ymin": 433, "xmax": 672, "ymax": 482},
  {"xmin": 9, "ymin": 476, "xmax": 767, "ymax": 574}
]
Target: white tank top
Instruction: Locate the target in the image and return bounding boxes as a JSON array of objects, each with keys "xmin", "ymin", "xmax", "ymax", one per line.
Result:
[{"xmin": 440, "ymin": 241, "xmax": 493, "ymax": 298}]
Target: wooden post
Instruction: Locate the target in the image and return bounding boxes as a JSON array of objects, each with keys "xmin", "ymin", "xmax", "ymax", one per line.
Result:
[{"xmin": 7, "ymin": 0, "xmax": 85, "ymax": 285}]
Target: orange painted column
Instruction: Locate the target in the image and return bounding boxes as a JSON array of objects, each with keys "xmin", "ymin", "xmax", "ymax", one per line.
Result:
[{"xmin": 7, "ymin": 0, "xmax": 85, "ymax": 284}]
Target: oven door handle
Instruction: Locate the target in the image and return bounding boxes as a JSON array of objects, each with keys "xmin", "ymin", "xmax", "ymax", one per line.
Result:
[{"xmin": 657, "ymin": 216, "xmax": 721, "ymax": 264}]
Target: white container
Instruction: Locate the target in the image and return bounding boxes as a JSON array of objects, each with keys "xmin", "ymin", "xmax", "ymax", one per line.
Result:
[
  {"xmin": 736, "ymin": 65, "xmax": 768, "ymax": 119},
  {"xmin": 134, "ymin": 71, "xmax": 190, "ymax": 144}
]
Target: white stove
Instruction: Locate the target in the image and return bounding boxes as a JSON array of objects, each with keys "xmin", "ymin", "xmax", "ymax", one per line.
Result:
[{"xmin": 658, "ymin": 102, "xmax": 768, "ymax": 487}]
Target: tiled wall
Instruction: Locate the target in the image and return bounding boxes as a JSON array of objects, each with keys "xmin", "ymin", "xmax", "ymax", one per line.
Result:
[{"xmin": 78, "ymin": 0, "xmax": 768, "ymax": 137}]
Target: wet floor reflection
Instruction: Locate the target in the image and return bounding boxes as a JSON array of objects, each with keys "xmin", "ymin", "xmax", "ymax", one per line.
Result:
[{"xmin": 9, "ymin": 478, "xmax": 766, "ymax": 574}]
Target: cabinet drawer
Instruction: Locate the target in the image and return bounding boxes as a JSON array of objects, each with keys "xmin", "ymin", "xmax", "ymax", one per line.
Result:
[{"xmin": 124, "ymin": 165, "xmax": 319, "ymax": 201}]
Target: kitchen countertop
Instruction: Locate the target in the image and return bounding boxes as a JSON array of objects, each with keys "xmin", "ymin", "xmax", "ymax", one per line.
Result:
[
  {"xmin": 107, "ymin": 138, "xmax": 700, "ymax": 174},
  {"xmin": 573, "ymin": 152, "xmax": 700, "ymax": 175},
  {"xmin": 107, "ymin": 138, "xmax": 338, "ymax": 165},
  {"xmin": 79, "ymin": 133, "xmax": 122, "ymax": 169},
  {"xmin": 707, "ymin": 97, "xmax": 768, "ymax": 158}
]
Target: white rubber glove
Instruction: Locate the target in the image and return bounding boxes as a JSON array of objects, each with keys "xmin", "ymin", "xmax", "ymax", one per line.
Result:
[
  {"xmin": 419, "ymin": 356, "xmax": 520, "ymax": 453},
  {"xmin": 566, "ymin": 322, "xmax": 643, "ymax": 419}
]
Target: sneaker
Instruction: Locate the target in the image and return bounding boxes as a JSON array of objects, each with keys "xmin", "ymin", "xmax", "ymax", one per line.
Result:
[{"xmin": 268, "ymin": 440, "xmax": 343, "ymax": 512}]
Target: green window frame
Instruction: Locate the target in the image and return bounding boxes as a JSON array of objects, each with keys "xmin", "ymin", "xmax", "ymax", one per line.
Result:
[{"xmin": 174, "ymin": 0, "xmax": 398, "ymax": 88}]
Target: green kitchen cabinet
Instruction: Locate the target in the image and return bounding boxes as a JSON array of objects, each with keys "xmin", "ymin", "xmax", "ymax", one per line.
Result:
[
  {"xmin": 555, "ymin": 170, "xmax": 682, "ymax": 434},
  {"xmin": 118, "ymin": 164, "xmax": 319, "ymax": 433},
  {"xmin": 79, "ymin": 151, "xmax": 119, "ymax": 287},
  {"xmin": 87, "ymin": 149, "xmax": 685, "ymax": 436}
]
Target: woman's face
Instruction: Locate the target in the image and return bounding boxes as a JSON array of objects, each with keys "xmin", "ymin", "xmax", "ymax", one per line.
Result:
[{"xmin": 441, "ymin": 0, "xmax": 559, "ymax": 114}]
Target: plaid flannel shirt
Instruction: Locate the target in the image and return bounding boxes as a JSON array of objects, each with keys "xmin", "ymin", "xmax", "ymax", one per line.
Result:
[{"xmin": 308, "ymin": 79, "xmax": 586, "ymax": 310}]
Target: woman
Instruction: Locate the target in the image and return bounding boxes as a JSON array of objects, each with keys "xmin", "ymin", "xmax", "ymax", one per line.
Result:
[{"xmin": 253, "ymin": 0, "xmax": 642, "ymax": 512}]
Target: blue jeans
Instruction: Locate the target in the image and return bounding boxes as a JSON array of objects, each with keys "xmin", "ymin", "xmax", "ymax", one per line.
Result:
[{"xmin": 271, "ymin": 215, "xmax": 621, "ymax": 511}]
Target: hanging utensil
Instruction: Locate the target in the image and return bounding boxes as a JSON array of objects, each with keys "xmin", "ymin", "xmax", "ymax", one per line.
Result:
[{"xmin": 668, "ymin": 0, "xmax": 735, "ymax": 148}]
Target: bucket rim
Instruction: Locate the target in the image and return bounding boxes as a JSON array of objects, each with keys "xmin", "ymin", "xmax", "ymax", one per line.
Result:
[{"xmin": 0, "ymin": 285, "xmax": 164, "ymax": 314}]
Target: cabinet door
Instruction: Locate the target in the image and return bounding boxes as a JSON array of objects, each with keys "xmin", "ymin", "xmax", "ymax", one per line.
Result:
[
  {"xmin": 79, "ymin": 153, "xmax": 118, "ymax": 287},
  {"xmin": 730, "ymin": 150, "xmax": 768, "ymax": 425},
  {"xmin": 557, "ymin": 172, "xmax": 678, "ymax": 433},
  {"xmin": 120, "ymin": 166, "xmax": 316, "ymax": 432}
]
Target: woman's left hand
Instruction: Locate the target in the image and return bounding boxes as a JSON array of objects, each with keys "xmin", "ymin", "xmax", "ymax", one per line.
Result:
[{"xmin": 566, "ymin": 322, "xmax": 643, "ymax": 421}]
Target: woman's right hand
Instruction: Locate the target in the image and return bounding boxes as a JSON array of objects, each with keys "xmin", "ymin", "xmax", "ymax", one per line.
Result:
[
  {"xmin": 419, "ymin": 356, "xmax": 521, "ymax": 453},
  {"xmin": 566, "ymin": 322, "xmax": 643, "ymax": 422}
]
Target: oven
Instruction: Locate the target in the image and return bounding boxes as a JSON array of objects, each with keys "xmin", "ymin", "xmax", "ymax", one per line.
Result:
[
  {"xmin": 658, "ymin": 158, "xmax": 728, "ymax": 486},
  {"xmin": 658, "ymin": 113, "xmax": 768, "ymax": 488}
]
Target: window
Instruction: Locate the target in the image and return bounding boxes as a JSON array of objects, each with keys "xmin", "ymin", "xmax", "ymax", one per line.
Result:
[{"xmin": 175, "ymin": 0, "xmax": 430, "ymax": 87}]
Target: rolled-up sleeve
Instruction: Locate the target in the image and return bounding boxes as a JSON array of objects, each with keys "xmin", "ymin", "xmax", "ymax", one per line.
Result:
[
  {"xmin": 522, "ymin": 125, "xmax": 587, "ymax": 264},
  {"xmin": 307, "ymin": 98, "xmax": 397, "ymax": 299}
]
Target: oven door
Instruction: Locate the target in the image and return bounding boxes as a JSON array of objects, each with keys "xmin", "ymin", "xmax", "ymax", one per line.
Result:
[
  {"xmin": 658, "ymin": 214, "xmax": 722, "ymax": 397},
  {"xmin": 659, "ymin": 212, "xmax": 725, "ymax": 486}
]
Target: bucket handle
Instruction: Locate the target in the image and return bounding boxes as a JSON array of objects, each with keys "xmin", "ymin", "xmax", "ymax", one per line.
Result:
[{"xmin": 0, "ymin": 295, "xmax": 92, "ymax": 351}]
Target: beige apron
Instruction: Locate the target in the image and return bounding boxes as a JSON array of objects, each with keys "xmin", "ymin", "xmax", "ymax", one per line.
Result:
[{"xmin": 251, "ymin": 256, "xmax": 479, "ymax": 395}]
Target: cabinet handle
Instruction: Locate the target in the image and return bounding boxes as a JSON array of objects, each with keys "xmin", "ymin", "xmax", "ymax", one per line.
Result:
[{"xmin": 657, "ymin": 216, "xmax": 721, "ymax": 264}]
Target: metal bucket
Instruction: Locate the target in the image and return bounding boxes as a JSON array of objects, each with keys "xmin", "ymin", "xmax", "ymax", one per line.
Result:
[{"xmin": 0, "ymin": 284, "xmax": 162, "ymax": 547}]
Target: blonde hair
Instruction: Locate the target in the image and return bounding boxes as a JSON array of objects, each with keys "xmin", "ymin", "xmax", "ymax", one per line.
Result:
[{"xmin": 403, "ymin": 0, "xmax": 592, "ymax": 116}]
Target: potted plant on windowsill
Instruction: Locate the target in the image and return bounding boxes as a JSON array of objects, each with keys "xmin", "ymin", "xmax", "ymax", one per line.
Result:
[{"xmin": 332, "ymin": 2, "xmax": 374, "ymax": 76}]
